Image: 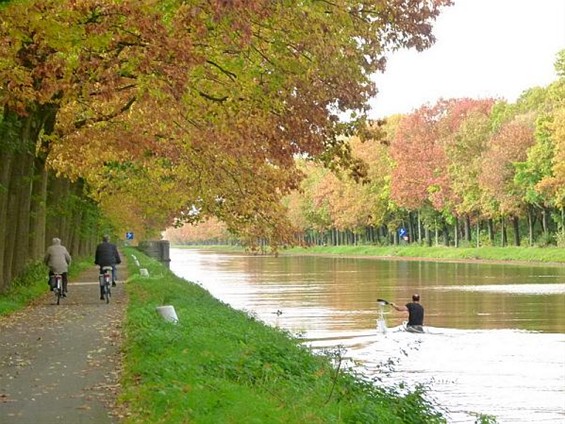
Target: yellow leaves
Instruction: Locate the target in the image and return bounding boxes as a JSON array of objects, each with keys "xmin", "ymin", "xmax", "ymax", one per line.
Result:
[
  {"xmin": 538, "ymin": 108, "xmax": 565, "ymax": 206},
  {"xmin": 164, "ymin": 218, "xmax": 229, "ymax": 244},
  {"xmin": 1, "ymin": 0, "xmax": 457, "ymax": 245}
]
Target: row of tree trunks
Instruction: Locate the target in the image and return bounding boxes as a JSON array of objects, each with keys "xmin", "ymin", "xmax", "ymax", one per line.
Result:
[
  {"xmin": 0, "ymin": 109, "xmax": 104, "ymax": 292},
  {"xmin": 29, "ymin": 159, "xmax": 49, "ymax": 260},
  {"xmin": 0, "ymin": 148, "xmax": 14, "ymax": 288},
  {"xmin": 296, "ymin": 204, "xmax": 564, "ymax": 249},
  {"xmin": 11, "ymin": 145, "xmax": 35, "ymax": 284}
]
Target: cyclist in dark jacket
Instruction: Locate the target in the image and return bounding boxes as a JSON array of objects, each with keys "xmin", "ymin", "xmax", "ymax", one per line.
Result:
[{"xmin": 95, "ymin": 235, "xmax": 121, "ymax": 299}]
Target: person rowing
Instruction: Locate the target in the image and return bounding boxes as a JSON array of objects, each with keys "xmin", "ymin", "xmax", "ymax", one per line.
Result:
[{"xmin": 390, "ymin": 294, "xmax": 425, "ymax": 333}]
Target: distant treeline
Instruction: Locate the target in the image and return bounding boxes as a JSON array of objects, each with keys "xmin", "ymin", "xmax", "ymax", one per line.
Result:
[{"xmin": 167, "ymin": 51, "xmax": 565, "ymax": 250}]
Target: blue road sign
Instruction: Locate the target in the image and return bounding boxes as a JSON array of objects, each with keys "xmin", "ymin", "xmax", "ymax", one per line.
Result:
[{"xmin": 126, "ymin": 232, "xmax": 134, "ymax": 240}]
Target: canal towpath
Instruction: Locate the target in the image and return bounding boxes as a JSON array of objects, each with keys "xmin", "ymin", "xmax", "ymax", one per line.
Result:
[{"xmin": 0, "ymin": 263, "xmax": 128, "ymax": 423}]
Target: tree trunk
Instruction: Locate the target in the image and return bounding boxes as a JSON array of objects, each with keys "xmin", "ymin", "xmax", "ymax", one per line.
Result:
[
  {"xmin": 4, "ymin": 151, "xmax": 27, "ymax": 286},
  {"xmin": 542, "ymin": 207, "xmax": 549, "ymax": 234},
  {"xmin": 418, "ymin": 211, "xmax": 422, "ymax": 244},
  {"xmin": 443, "ymin": 223, "xmax": 449, "ymax": 246},
  {"xmin": 453, "ymin": 217, "xmax": 459, "ymax": 248},
  {"xmin": 527, "ymin": 207, "xmax": 535, "ymax": 247},
  {"xmin": 29, "ymin": 159, "xmax": 49, "ymax": 260},
  {"xmin": 408, "ymin": 212, "xmax": 416, "ymax": 244},
  {"xmin": 46, "ymin": 176, "xmax": 71, "ymax": 244},
  {"xmin": 488, "ymin": 219, "xmax": 495, "ymax": 244},
  {"xmin": 31, "ymin": 104, "xmax": 58, "ymax": 258},
  {"xmin": 501, "ymin": 217, "xmax": 507, "ymax": 247},
  {"xmin": 512, "ymin": 216, "xmax": 520, "ymax": 247},
  {"xmin": 370, "ymin": 225, "xmax": 379, "ymax": 244},
  {"xmin": 12, "ymin": 148, "xmax": 35, "ymax": 278},
  {"xmin": 69, "ymin": 207, "xmax": 82, "ymax": 257},
  {"xmin": 465, "ymin": 215, "xmax": 472, "ymax": 242},
  {"xmin": 0, "ymin": 151, "xmax": 13, "ymax": 292}
]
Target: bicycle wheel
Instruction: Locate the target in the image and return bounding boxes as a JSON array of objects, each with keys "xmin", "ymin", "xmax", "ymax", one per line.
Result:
[
  {"xmin": 105, "ymin": 282, "xmax": 110, "ymax": 304},
  {"xmin": 56, "ymin": 278, "xmax": 62, "ymax": 305}
]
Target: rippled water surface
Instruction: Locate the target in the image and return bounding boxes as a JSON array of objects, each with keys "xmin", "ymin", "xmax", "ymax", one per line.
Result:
[{"xmin": 169, "ymin": 248, "xmax": 565, "ymax": 423}]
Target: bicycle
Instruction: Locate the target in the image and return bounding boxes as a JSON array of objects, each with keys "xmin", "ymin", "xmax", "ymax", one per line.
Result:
[
  {"xmin": 51, "ymin": 273, "xmax": 64, "ymax": 305},
  {"xmin": 99, "ymin": 266, "xmax": 113, "ymax": 304}
]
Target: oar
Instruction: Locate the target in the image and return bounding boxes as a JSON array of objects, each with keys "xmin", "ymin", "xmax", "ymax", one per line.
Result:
[{"xmin": 376, "ymin": 298, "xmax": 390, "ymax": 305}]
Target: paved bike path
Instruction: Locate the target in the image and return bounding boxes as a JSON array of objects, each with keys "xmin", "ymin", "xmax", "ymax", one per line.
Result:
[{"xmin": 0, "ymin": 263, "xmax": 128, "ymax": 423}]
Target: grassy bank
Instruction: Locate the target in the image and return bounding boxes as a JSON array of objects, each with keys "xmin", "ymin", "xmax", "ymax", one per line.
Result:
[
  {"xmin": 174, "ymin": 244, "xmax": 565, "ymax": 264},
  {"xmin": 280, "ymin": 245, "xmax": 565, "ymax": 264},
  {"xmin": 121, "ymin": 248, "xmax": 449, "ymax": 424}
]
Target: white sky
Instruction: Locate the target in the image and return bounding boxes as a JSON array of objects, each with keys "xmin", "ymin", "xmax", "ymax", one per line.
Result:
[{"xmin": 369, "ymin": 0, "xmax": 565, "ymax": 119}]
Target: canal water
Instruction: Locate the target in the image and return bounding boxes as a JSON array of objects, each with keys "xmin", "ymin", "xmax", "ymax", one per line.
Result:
[{"xmin": 169, "ymin": 248, "xmax": 565, "ymax": 423}]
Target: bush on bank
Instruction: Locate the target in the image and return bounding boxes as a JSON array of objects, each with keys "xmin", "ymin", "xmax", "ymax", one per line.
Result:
[
  {"xmin": 121, "ymin": 249, "xmax": 447, "ymax": 424},
  {"xmin": 0, "ymin": 258, "xmax": 92, "ymax": 315}
]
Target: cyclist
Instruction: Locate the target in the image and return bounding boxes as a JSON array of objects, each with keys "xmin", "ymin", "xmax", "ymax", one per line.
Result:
[
  {"xmin": 44, "ymin": 237, "xmax": 72, "ymax": 296},
  {"xmin": 94, "ymin": 235, "xmax": 121, "ymax": 300}
]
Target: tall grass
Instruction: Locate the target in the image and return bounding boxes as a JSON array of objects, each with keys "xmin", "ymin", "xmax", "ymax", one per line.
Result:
[
  {"xmin": 121, "ymin": 249, "xmax": 448, "ymax": 423},
  {"xmin": 0, "ymin": 257, "xmax": 93, "ymax": 316},
  {"xmin": 0, "ymin": 261, "xmax": 47, "ymax": 315}
]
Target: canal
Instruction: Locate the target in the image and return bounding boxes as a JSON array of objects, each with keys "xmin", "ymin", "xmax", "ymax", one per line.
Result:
[{"xmin": 169, "ymin": 248, "xmax": 565, "ymax": 423}]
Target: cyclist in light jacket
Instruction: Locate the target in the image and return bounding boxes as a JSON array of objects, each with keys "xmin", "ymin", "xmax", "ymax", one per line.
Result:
[{"xmin": 44, "ymin": 237, "xmax": 72, "ymax": 296}]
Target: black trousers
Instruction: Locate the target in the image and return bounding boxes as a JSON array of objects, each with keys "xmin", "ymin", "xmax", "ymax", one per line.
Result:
[{"xmin": 48, "ymin": 271, "xmax": 68, "ymax": 292}]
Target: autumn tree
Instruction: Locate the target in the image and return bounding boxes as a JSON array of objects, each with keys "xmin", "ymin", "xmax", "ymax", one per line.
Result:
[
  {"xmin": 164, "ymin": 218, "xmax": 230, "ymax": 245},
  {"xmin": 390, "ymin": 101, "xmax": 455, "ymax": 244},
  {"xmin": 440, "ymin": 98, "xmax": 495, "ymax": 244},
  {"xmin": 538, "ymin": 108, "xmax": 565, "ymax": 213},
  {"xmin": 175, "ymin": 52, "xmax": 564, "ymax": 249},
  {"xmin": 479, "ymin": 114, "xmax": 536, "ymax": 246},
  {"xmin": 348, "ymin": 119, "xmax": 396, "ymax": 242},
  {"xmin": 1, "ymin": 0, "xmax": 453, "ymax": 286},
  {"xmin": 293, "ymin": 161, "xmax": 334, "ymax": 245},
  {"xmin": 514, "ymin": 69, "xmax": 565, "ymax": 243},
  {"xmin": 54, "ymin": 0, "xmax": 453, "ymax": 248}
]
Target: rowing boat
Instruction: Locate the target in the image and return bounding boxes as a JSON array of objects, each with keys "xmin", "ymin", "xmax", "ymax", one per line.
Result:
[{"xmin": 403, "ymin": 322, "xmax": 425, "ymax": 333}]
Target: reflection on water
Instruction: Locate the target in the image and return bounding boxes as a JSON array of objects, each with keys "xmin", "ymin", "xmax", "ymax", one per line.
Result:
[
  {"xmin": 440, "ymin": 283, "xmax": 565, "ymax": 294},
  {"xmin": 307, "ymin": 326, "xmax": 565, "ymax": 423},
  {"xmin": 170, "ymin": 248, "xmax": 565, "ymax": 423}
]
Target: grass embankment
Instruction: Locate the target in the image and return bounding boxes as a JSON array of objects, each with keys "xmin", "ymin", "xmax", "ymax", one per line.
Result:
[
  {"xmin": 121, "ymin": 248, "xmax": 446, "ymax": 424},
  {"xmin": 282, "ymin": 245, "xmax": 565, "ymax": 264},
  {"xmin": 176, "ymin": 244, "xmax": 565, "ymax": 264},
  {"xmin": 0, "ymin": 257, "xmax": 93, "ymax": 315}
]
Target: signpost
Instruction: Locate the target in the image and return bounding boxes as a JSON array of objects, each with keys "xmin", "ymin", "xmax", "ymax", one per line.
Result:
[{"xmin": 398, "ymin": 227, "xmax": 408, "ymax": 242}]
